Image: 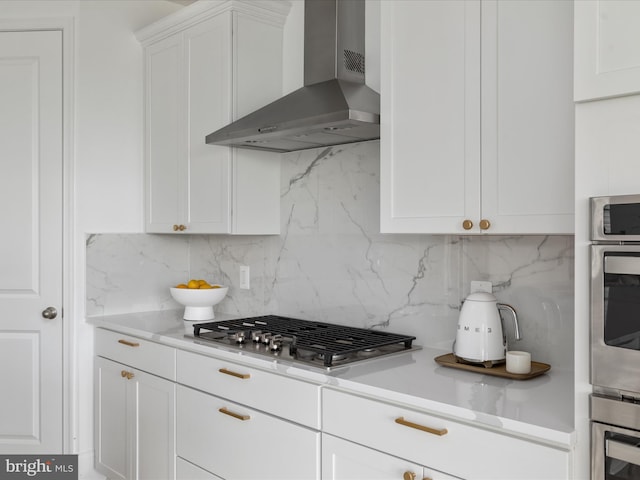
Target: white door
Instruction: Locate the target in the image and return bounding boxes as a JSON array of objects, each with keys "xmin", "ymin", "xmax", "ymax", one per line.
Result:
[
  {"xmin": 134, "ymin": 368, "xmax": 175, "ymax": 480},
  {"xmin": 0, "ymin": 30, "xmax": 63, "ymax": 453},
  {"xmin": 95, "ymin": 358, "xmax": 128, "ymax": 480}
]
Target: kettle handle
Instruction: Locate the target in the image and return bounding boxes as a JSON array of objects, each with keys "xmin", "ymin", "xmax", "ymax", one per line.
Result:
[{"xmin": 497, "ymin": 303, "xmax": 521, "ymax": 340}]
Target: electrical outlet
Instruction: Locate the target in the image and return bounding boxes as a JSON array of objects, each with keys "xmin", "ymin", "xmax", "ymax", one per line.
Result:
[
  {"xmin": 239, "ymin": 265, "xmax": 250, "ymax": 290},
  {"xmin": 470, "ymin": 280, "xmax": 492, "ymax": 294}
]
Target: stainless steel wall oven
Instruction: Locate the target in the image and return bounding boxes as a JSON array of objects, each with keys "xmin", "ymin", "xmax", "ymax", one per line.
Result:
[
  {"xmin": 591, "ymin": 195, "xmax": 640, "ymax": 479},
  {"xmin": 591, "ymin": 395, "xmax": 640, "ymax": 480}
]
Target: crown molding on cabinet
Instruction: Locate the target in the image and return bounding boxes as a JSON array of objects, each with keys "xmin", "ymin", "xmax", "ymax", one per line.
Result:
[{"xmin": 136, "ymin": 0, "xmax": 291, "ymax": 45}]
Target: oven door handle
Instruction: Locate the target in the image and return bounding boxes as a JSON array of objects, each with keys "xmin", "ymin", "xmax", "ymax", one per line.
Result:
[
  {"xmin": 607, "ymin": 438, "xmax": 640, "ymax": 467},
  {"xmin": 605, "ymin": 256, "xmax": 640, "ymax": 275}
]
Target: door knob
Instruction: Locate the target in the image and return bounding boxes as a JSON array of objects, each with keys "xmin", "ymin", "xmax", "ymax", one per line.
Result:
[{"xmin": 42, "ymin": 307, "xmax": 57, "ymax": 319}]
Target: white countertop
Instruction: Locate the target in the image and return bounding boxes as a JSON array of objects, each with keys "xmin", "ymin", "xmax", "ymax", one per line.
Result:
[{"xmin": 87, "ymin": 309, "xmax": 576, "ymax": 449}]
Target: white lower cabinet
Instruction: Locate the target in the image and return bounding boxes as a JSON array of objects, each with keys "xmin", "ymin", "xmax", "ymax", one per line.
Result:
[
  {"xmin": 176, "ymin": 349, "xmax": 320, "ymax": 428},
  {"xmin": 176, "ymin": 384, "xmax": 321, "ymax": 480},
  {"xmin": 94, "ymin": 356, "xmax": 176, "ymax": 480},
  {"xmin": 93, "ymin": 328, "xmax": 570, "ymax": 480},
  {"xmin": 94, "ymin": 329, "xmax": 177, "ymax": 479},
  {"xmin": 322, "ymin": 433, "xmax": 460, "ymax": 480},
  {"xmin": 322, "ymin": 388, "xmax": 571, "ymax": 480}
]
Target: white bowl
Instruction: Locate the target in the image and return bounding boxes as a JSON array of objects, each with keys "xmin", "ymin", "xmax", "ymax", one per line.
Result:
[{"xmin": 169, "ymin": 286, "xmax": 228, "ymax": 320}]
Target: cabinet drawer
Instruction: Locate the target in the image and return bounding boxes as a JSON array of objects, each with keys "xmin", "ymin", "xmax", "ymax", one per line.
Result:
[
  {"xmin": 177, "ymin": 385, "xmax": 320, "ymax": 480},
  {"xmin": 322, "ymin": 433, "xmax": 461, "ymax": 480},
  {"xmin": 177, "ymin": 349, "xmax": 320, "ymax": 428},
  {"xmin": 322, "ymin": 389, "xmax": 570, "ymax": 480},
  {"xmin": 176, "ymin": 457, "xmax": 221, "ymax": 480},
  {"xmin": 95, "ymin": 328, "xmax": 176, "ymax": 380}
]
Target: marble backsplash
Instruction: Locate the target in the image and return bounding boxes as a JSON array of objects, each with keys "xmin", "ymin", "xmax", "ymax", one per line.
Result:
[{"xmin": 86, "ymin": 141, "xmax": 575, "ymax": 370}]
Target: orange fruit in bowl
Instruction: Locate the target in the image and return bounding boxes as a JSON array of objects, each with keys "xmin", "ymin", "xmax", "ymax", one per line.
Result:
[{"xmin": 175, "ymin": 279, "xmax": 221, "ymax": 290}]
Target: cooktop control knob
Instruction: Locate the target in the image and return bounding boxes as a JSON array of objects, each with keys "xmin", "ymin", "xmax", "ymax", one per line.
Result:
[
  {"xmin": 231, "ymin": 331, "xmax": 247, "ymax": 344},
  {"xmin": 259, "ymin": 332, "xmax": 272, "ymax": 344},
  {"xmin": 251, "ymin": 330, "xmax": 262, "ymax": 342},
  {"xmin": 269, "ymin": 334, "xmax": 283, "ymax": 351}
]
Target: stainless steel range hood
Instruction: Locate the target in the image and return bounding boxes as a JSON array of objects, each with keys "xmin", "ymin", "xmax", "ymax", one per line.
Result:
[{"xmin": 205, "ymin": 0, "xmax": 379, "ymax": 153}]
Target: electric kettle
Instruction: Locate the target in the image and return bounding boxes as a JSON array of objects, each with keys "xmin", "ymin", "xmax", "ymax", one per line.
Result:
[{"xmin": 453, "ymin": 292, "xmax": 521, "ymax": 367}]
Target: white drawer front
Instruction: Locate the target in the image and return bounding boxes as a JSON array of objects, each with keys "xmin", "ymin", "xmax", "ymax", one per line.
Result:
[
  {"xmin": 95, "ymin": 328, "xmax": 176, "ymax": 380},
  {"xmin": 177, "ymin": 349, "xmax": 320, "ymax": 428},
  {"xmin": 322, "ymin": 433, "xmax": 462, "ymax": 480},
  {"xmin": 177, "ymin": 385, "xmax": 320, "ymax": 480},
  {"xmin": 322, "ymin": 389, "xmax": 570, "ymax": 480},
  {"xmin": 176, "ymin": 457, "xmax": 221, "ymax": 480}
]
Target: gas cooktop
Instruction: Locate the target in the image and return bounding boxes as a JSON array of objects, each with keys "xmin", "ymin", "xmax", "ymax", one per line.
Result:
[{"xmin": 187, "ymin": 315, "xmax": 419, "ymax": 370}]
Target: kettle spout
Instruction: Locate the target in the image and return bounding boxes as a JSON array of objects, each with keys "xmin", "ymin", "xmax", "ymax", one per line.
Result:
[{"xmin": 498, "ymin": 303, "xmax": 521, "ymax": 340}]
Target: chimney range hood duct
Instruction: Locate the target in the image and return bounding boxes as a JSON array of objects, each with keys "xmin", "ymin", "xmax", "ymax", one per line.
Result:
[{"xmin": 205, "ymin": 0, "xmax": 380, "ymax": 153}]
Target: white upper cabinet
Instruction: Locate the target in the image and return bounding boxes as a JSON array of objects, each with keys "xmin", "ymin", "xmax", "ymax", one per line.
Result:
[
  {"xmin": 575, "ymin": 0, "xmax": 640, "ymax": 102},
  {"xmin": 138, "ymin": 1, "xmax": 288, "ymax": 234},
  {"xmin": 380, "ymin": 0, "xmax": 574, "ymax": 234},
  {"xmin": 380, "ymin": 0, "xmax": 481, "ymax": 235},
  {"xmin": 481, "ymin": 0, "xmax": 574, "ymax": 234}
]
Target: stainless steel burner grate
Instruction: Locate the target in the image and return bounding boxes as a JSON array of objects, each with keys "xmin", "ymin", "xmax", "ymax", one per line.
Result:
[{"xmin": 192, "ymin": 315, "xmax": 416, "ymax": 368}]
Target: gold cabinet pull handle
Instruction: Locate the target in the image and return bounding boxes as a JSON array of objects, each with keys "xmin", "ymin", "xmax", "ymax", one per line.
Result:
[
  {"xmin": 403, "ymin": 472, "xmax": 416, "ymax": 480},
  {"xmin": 395, "ymin": 417, "xmax": 448, "ymax": 436},
  {"xmin": 479, "ymin": 219, "xmax": 491, "ymax": 230},
  {"xmin": 218, "ymin": 368, "xmax": 250, "ymax": 379},
  {"xmin": 118, "ymin": 339, "xmax": 140, "ymax": 348},
  {"xmin": 219, "ymin": 407, "xmax": 250, "ymax": 421},
  {"xmin": 462, "ymin": 219, "xmax": 473, "ymax": 230},
  {"xmin": 120, "ymin": 370, "xmax": 134, "ymax": 380}
]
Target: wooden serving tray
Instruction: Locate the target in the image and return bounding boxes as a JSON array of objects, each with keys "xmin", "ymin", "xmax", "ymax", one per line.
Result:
[{"xmin": 434, "ymin": 353, "xmax": 551, "ymax": 380}]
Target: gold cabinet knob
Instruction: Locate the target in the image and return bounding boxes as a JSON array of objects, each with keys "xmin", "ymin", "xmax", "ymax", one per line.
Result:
[
  {"xmin": 479, "ymin": 219, "xmax": 491, "ymax": 230},
  {"xmin": 403, "ymin": 472, "xmax": 416, "ymax": 480},
  {"xmin": 173, "ymin": 224, "xmax": 179, "ymax": 231},
  {"xmin": 120, "ymin": 370, "xmax": 134, "ymax": 380},
  {"xmin": 462, "ymin": 219, "xmax": 473, "ymax": 230},
  {"xmin": 172, "ymin": 224, "xmax": 187, "ymax": 232}
]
